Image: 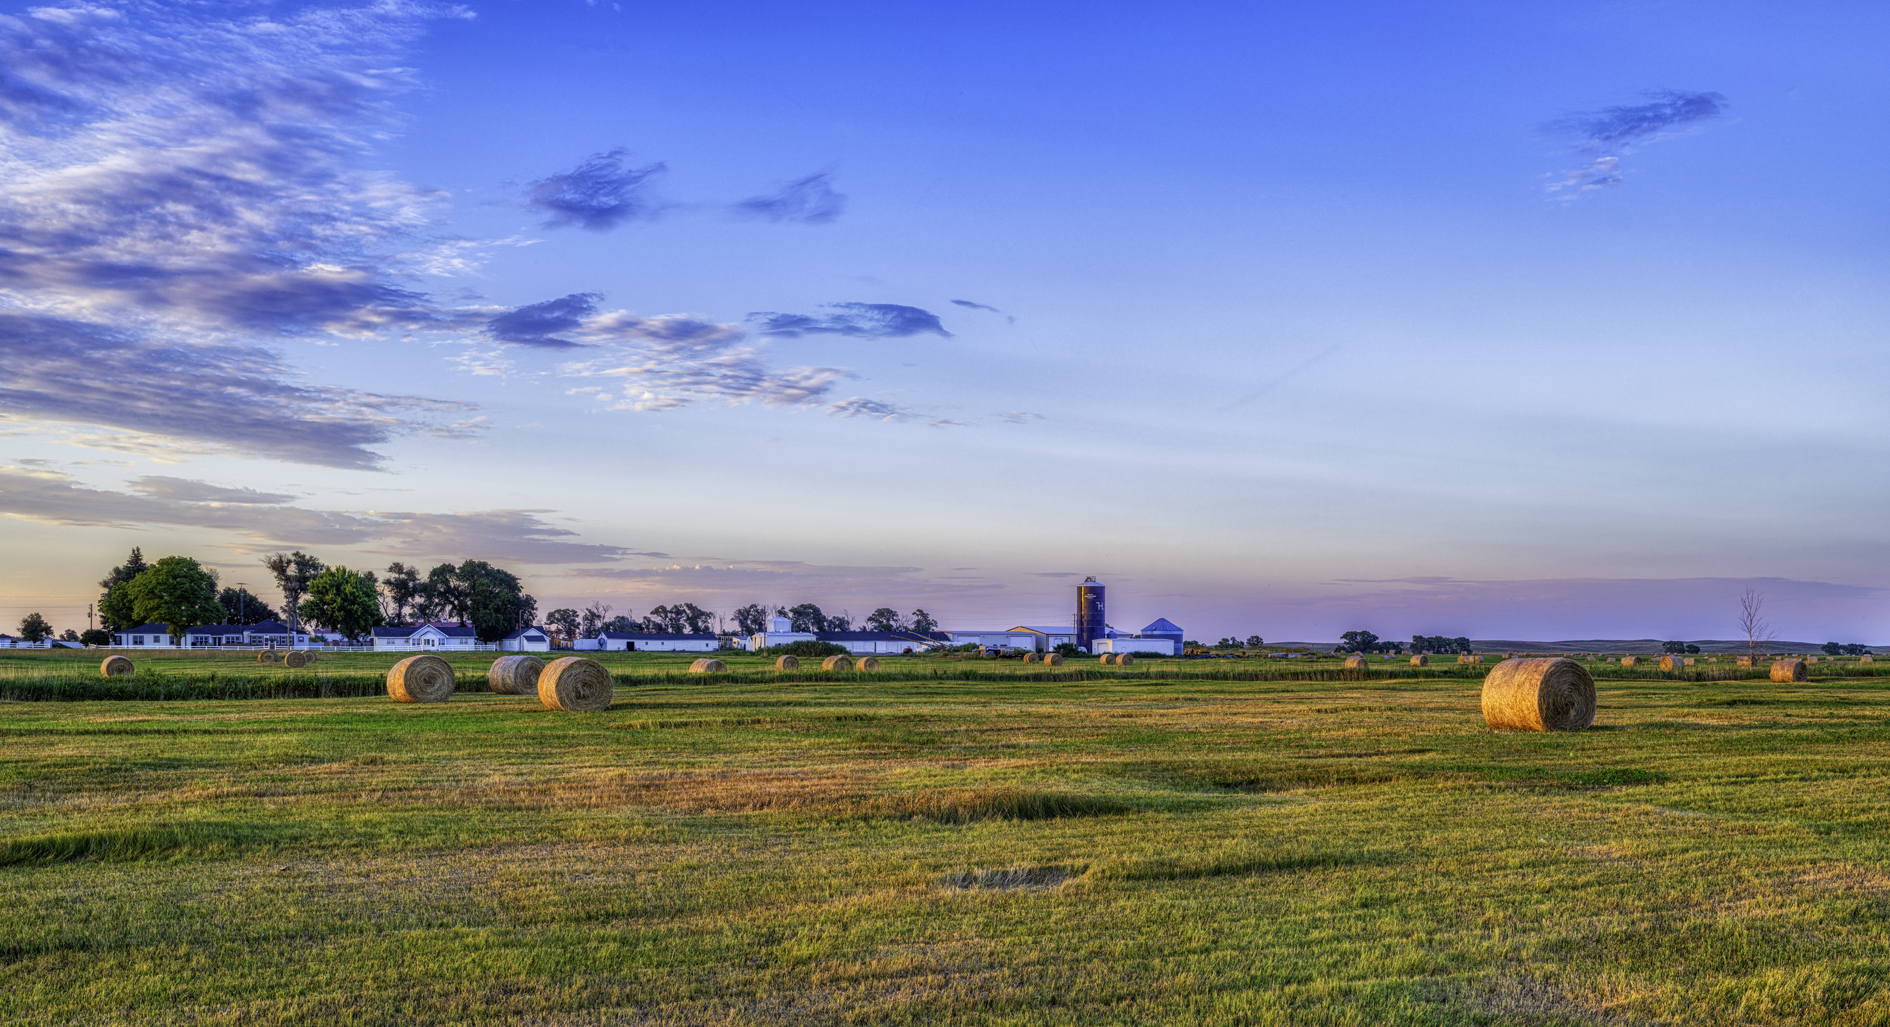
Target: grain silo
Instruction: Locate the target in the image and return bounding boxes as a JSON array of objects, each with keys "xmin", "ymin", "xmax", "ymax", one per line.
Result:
[{"xmin": 1076, "ymin": 577, "xmax": 1105, "ymax": 653}]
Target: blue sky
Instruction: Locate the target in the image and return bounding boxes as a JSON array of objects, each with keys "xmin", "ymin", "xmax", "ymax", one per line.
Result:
[{"xmin": 1, "ymin": 0, "xmax": 1886, "ymax": 643}]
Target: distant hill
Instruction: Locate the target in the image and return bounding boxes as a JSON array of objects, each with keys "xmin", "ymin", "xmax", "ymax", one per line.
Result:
[{"xmin": 1275, "ymin": 639, "xmax": 1867, "ymax": 655}]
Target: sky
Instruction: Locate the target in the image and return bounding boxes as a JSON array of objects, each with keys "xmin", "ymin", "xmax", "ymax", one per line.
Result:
[{"xmin": 0, "ymin": 0, "xmax": 1886, "ymax": 644}]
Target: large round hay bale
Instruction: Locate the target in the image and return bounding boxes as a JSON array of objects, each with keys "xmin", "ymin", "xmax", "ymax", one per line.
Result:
[
  {"xmin": 284, "ymin": 651, "xmax": 309, "ymax": 669},
  {"xmin": 689, "ymin": 658, "xmax": 727, "ymax": 673},
  {"xmin": 538, "ymin": 657, "xmax": 613, "ymax": 711},
  {"xmin": 387, "ymin": 655, "xmax": 455, "ymax": 704},
  {"xmin": 1042, "ymin": 652, "xmax": 1064, "ymax": 666},
  {"xmin": 1411, "ymin": 654, "xmax": 1428, "ymax": 667},
  {"xmin": 488, "ymin": 654, "xmax": 544, "ymax": 695},
  {"xmin": 775, "ymin": 655, "xmax": 800, "ymax": 671},
  {"xmin": 1658, "ymin": 655, "xmax": 1683, "ymax": 672},
  {"xmin": 1771, "ymin": 659, "xmax": 1807, "ymax": 683},
  {"xmin": 1620, "ymin": 656, "xmax": 1638, "ymax": 668},
  {"xmin": 1343, "ymin": 655, "xmax": 1368, "ymax": 670},
  {"xmin": 1099, "ymin": 653, "xmax": 1117, "ymax": 665},
  {"xmin": 855, "ymin": 656, "xmax": 881, "ymax": 671},
  {"xmin": 100, "ymin": 655, "xmax": 134, "ymax": 677},
  {"xmin": 1023, "ymin": 652, "xmax": 1041, "ymax": 664},
  {"xmin": 256, "ymin": 649, "xmax": 278, "ymax": 664},
  {"xmin": 1863, "ymin": 655, "xmax": 1875, "ymax": 664},
  {"xmin": 821, "ymin": 654, "xmax": 854, "ymax": 672},
  {"xmin": 1482, "ymin": 658, "xmax": 1595, "ymax": 732}
]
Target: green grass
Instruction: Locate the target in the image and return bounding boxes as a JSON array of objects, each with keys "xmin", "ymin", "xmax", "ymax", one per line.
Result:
[{"xmin": 4, "ymin": 652, "xmax": 1890, "ymax": 1024}]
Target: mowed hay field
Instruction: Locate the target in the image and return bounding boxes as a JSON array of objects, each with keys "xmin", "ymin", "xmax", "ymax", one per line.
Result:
[{"xmin": 4, "ymin": 651, "xmax": 1890, "ymax": 1024}]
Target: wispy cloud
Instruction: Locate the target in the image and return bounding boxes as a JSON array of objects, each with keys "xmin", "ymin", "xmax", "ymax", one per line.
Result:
[
  {"xmin": 734, "ymin": 172, "xmax": 846, "ymax": 223},
  {"xmin": 1544, "ymin": 89, "xmax": 1727, "ymax": 197},
  {"xmin": 525, "ymin": 148, "xmax": 667, "ymax": 231},
  {"xmin": 0, "ymin": 466, "xmax": 629, "ymax": 563},
  {"xmin": 749, "ymin": 302, "xmax": 952, "ymax": 339},
  {"xmin": 485, "ymin": 293, "xmax": 602, "ymax": 349}
]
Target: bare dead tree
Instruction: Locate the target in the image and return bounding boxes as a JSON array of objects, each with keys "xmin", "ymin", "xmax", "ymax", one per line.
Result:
[{"xmin": 1738, "ymin": 587, "xmax": 1775, "ymax": 661}]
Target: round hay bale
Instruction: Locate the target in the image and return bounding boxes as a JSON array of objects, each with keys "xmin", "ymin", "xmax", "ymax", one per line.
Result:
[
  {"xmin": 1411, "ymin": 654, "xmax": 1429, "ymax": 667},
  {"xmin": 1116, "ymin": 653, "xmax": 1135, "ymax": 667},
  {"xmin": 1863, "ymin": 655, "xmax": 1875, "ymax": 664},
  {"xmin": 488, "ymin": 654, "xmax": 544, "ymax": 695},
  {"xmin": 301, "ymin": 650, "xmax": 317, "ymax": 663},
  {"xmin": 1684, "ymin": 657, "xmax": 1696, "ymax": 666},
  {"xmin": 538, "ymin": 657, "xmax": 613, "ymax": 712},
  {"xmin": 1620, "ymin": 656, "xmax": 1638, "ymax": 668},
  {"xmin": 1771, "ymin": 659, "xmax": 1807, "ymax": 683},
  {"xmin": 1737, "ymin": 656, "xmax": 1755, "ymax": 668},
  {"xmin": 1023, "ymin": 652, "xmax": 1041, "ymax": 664},
  {"xmin": 284, "ymin": 651, "xmax": 309, "ymax": 669},
  {"xmin": 1099, "ymin": 653, "xmax": 1117, "ymax": 665},
  {"xmin": 689, "ymin": 658, "xmax": 727, "ymax": 673},
  {"xmin": 1658, "ymin": 655, "xmax": 1682, "ymax": 672},
  {"xmin": 821, "ymin": 654, "xmax": 854, "ymax": 672},
  {"xmin": 387, "ymin": 655, "xmax": 455, "ymax": 704},
  {"xmin": 1806, "ymin": 656, "xmax": 1819, "ymax": 664},
  {"xmin": 100, "ymin": 655, "xmax": 134, "ymax": 677},
  {"xmin": 774, "ymin": 655, "xmax": 800, "ymax": 671},
  {"xmin": 1481, "ymin": 658, "xmax": 1596, "ymax": 732},
  {"xmin": 256, "ymin": 649, "xmax": 278, "ymax": 665},
  {"xmin": 1343, "ymin": 655, "xmax": 1368, "ymax": 670},
  {"xmin": 855, "ymin": 656, "xmax": 881, "ymax": 671},
  {"xmin": 1042, "ymin": 652, "xmax": 1064, "ymax": 666}
]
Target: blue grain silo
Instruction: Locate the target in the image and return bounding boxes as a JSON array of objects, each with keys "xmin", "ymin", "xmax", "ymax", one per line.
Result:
[
  {"xmin": 1075, "ymin": 577, "xmax": 1106, "ymax": 652},
  {"xmin": 1140, "ymin": 617, "xmax": 1184, "ymax": 653}
]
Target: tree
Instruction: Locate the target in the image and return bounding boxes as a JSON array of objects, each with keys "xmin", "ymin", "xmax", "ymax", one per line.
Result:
[
  {"xmin": 1685, "ymin": 644, "xmax": 1701, "ymax": 655},
  {"xmin": 455, "ymin": 560, "xmax": 534, "ymax": 643},
  {"xmin": 18, "ymin": 612, "xmax": 51, "ymax": 643},
  {"xmin": 1245, "ymin": 635, "xmax": 1264, "ymax": 648},
  {"xmin": 126, "ymin": 556, "xmax": 225, "ymax": 639},
  {"xmin": 217, "ymin": 587, "xmax": 277, "ymax": 626},
  {"xmin": 827, "ymin": 610, "xmax": 853, "ymax": 632},
  {"xmin": 580, "ymin": 602, "xmax": 613, "ymax": 639},
  {"xmin": 786, "ymin": 603, "xmax": 828, "ymax": 632},
  {"xmin": 676, "ymin": 603, "xmax": 714, "ymax": 634},
  {"xmin": 79, "ymin": 628, "xmax": 110, "ymax": 647},
  {"xmin": 602, "ymin": 615, "xmax": 636, "ymax": 633},
  {"xmin": 297, "ymin": 567, "xmax": 384, "ymax": 641},
  {"xmin": 733, "ymin": 604, "xmax": 770, "ymax": 635},
  {"xmin": 1738, "ymin": 588, "xmax": 1774, "ymax": 660},
  {"xmin": 1339, "ymin": 630, "xmax": 1380, "ymax": 654},
  {"xmin": 1663, "ymin": 641, "xmax": 1687, "ymax": 654},
  {"xmin": 423, "ymin": 562, "xmax": 467, "ymax": 623},
  {"xmin": 865, "ymin": 608, "xmax": 903, "ymax": 632},
  {"xmin": 96, "ymin": 547, "xmax": 148, "ymax": 630},
  {"xmin": 1411, "ymin": 635, "xmax": 1472, "ymax": 655},
  {"xmin": 1822, "ymin": 642, "xmax": 1843, "ymax": 656},
  {"xmin": 545, "ymin": 608, "xmax": 580, "ymax": 647},
  {"xmin": 909, "ymin": 609, "xmax": 937, "ymax": 634},
  {"xmin": 263, "ymin": 551, "xmax": 324, "ymax": 637},
  {"xmin": 380, "ymin": 562, "xmax": 422, "ymax": 624}
]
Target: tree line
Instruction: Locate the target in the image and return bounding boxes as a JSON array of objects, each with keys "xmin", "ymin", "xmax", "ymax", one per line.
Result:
[
  {"xmin": 1337, "ymin": 631, "xmax": 1473, "ymax": 655},
  {"xmin": 537, "ymin": 601, "xmax": 940, "ymax": 644},
  {"xmin": 87, "ymin": 548, "xmax": 536, "ymax": 643}
]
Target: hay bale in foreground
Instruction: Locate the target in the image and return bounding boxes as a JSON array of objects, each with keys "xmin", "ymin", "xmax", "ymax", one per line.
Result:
[
  {"xmin": 1411, "ymin": 654, "xmax": 1428, "ymax": 667},
  {"xmin": 488, "ymin": 655, "xmax": 544, "ymax": 695},
  {"xmin": 1343, "ymin": 655, "xmax": 1367, "ymax": 670},
  {"xmin": 774, "ymin": 655, "xmax": 800, "ymax": 671},
  {"xmin": 100, "ymin": 655, "xmax": 134, "ymax": 677},
  {"xmin": 1771, "ymin": 659, "xmax": 1807, "ymax": 683},
  {"xmin": 256, "ymin": 650, "xmax": 278, "ymax": 665},
  {"xmin": 1042, "ymin": 653, "xmax": 1064, "ymax": 666},
  {"xmin": 538, "ymin": 657, "xmax": 613, "ymax": 712},
  {"xmin": 1482, "ymin": 658, "xmax": 1595, "ymax": 732},
  {"xmin": 1023, "ymin": 652, "xmax": 1040, "ymax": 664},
  {"xmin": 821, "ymin": 654, "xmax": 854, "ymax": 672},
  {"xmin": 1658, "ymin": 655, "xmax": 1683, "ymax": 672},
  {"xmin": 284, "ymin": 651, "xmax": 309, "ymax": 669},
  {"xmin": 855, "ymin": 656, "xmax": 881, "ymax": 671},
  {"xmin": 1620, "ymin": 656, "xmax": 1639, "ymax": 668},
  {"xmin": 689, "ymin": 658, "xmax": 727, "ymax": 673},
  {"xmin": 387, "ymin": 655, "xmax": 455, "ymax": 704}
]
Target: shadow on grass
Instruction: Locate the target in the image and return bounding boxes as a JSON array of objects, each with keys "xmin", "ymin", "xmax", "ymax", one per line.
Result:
[
  {"xmin": 1100, "ymin": 847, "xmax": 1396, "ymax": 882},
  {"xmin": 0, "ymin": 821, "xmax": 296, "ymax": 866},
  {"xmin": 881, "ymin": 789, "xmax": 1132, "ymax": 824}
]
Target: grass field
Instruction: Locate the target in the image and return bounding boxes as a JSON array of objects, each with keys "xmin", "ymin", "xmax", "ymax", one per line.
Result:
[{"xmin": 4, "ymin": 650, "xmax": 1889, "ymax": 1025}]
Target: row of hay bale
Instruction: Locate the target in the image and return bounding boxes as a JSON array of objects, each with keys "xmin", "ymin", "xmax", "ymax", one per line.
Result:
[
  {"xmin": 389, "ymin": 654, "xmax": 616, "ymax": 711},
  {"xmin": 100, "ymin": 650, "xmax": 321, "ymax": 677},
  {"xmin": 763, "ymin": 654, "xmax": 889, "ymax": 671}
]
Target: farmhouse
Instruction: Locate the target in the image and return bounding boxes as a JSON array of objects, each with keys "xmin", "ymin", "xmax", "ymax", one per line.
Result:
[
  {"xmin": 113, "ymin": 624, "xmax": 177, "ymax": 648},
  {"xmin": 596, "ymin": 631, "xmax": 718, "ymax": 652},
  {"xmin": 371, "ymin": 623, "xmax": 482, "ymax": 651},
  {"xmin": 499, "ymin": 625, "xmax": 552, "ymax": 652}
]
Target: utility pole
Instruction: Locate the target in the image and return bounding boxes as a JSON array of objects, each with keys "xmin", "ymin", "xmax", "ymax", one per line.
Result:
[{"xmin": 236, "ymin": 582, "xmax": 247, "ymax": 625}]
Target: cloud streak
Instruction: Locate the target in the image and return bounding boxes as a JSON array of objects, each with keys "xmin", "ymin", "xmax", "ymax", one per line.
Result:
[
  {"xmin": 525, "ymin": 149, "xmax": 667, "ymax": 231},
  {"xmin": 1544, "ymin": 89, "xmax": 1727, "ymax": 197},
  {"xmin": 734, "ymin": 172, "xmax": 846, "ymax": 223},
  {"xmin": 749, "ymin": 302, "xmax": 952, "ymax": 339}
]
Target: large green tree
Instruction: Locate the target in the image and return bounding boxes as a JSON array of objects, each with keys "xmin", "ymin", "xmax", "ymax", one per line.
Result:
[
  {"xmin": 455, "ymin": 560, "xmax": 535, "ymax": 643},
  {"xmin": 297, "ymin": 567, "xmax": 384, "ymax": 641},
  {"xmin": 18, "ymin": 612, "xmax": 51, "ymax": 643},
  {"xmin": 125, "ymin": 557, "xmax": 224, "ymax": 639},
  {"xmin": 380, "ymin": 562, "xmax": 422, "ymax": 624},
  {"xmin": 262, "ymin": 551, "xmax": 324, "ymax": 637},
  {"xmin": 217, "ymin": 587, "xmax": 277, "ymax": 626},
  {"xmin": 96, "ymin": 547, "xmax": 148, "ymax": 630}
]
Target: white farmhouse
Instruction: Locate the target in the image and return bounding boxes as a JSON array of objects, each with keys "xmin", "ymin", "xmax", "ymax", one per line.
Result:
[
  {"xmin": 596, "ymin": 631, "xmax": 718, "ymax": 652},
  {"xmin": 371, "ymin": 622, "xmax": 483, "ymax": 651}
]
